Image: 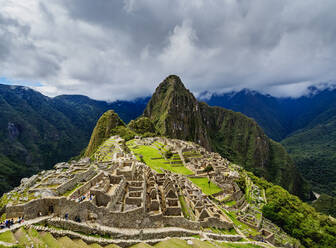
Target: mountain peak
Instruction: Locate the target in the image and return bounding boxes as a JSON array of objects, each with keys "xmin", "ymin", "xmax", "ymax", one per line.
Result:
[
  {"xmin": 165, "ymin": 74, "xmax": 183, "ymax": 84},
  {"xmin": 85, "ymin": 110, "xmax": 125, "ymax": 156},
  {"xmin": 143, "ymin": 75, "xmax": 310, "ymax": 200},
  {"xmin": 144, "ymin": 75, "xmax": 208, "ymax": 147},
  {"xmin": 156, "ymin": 75, "xmax": 189, "ymax": 93}
]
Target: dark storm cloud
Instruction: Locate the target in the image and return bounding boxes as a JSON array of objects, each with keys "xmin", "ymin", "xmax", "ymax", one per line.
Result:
[{"xmin": 1, "ymin": 0, "xmax": 336, "ymax": 100}]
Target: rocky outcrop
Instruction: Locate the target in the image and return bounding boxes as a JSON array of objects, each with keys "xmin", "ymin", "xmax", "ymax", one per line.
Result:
[{"xmin": 144, "ymin": 75, "xmax": 310, "ymax": 200}]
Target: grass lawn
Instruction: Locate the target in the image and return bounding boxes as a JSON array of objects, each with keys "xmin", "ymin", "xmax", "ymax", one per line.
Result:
[
  {"xmin": 130, "ymin": 243, "xmax": 152, "ymax": 248},
  {"xmin": 40, "ymin": 232, "xmax": 62, "ymax": 248},
  {"xmin": 128, "ymin": 144, "xmax": 193, "ymax": 175},
  {"xmin": 189, "ymin": 177, "xmax": 222, "ymax": 195},
  {"xmin": 0, "ymin": 230, "xmax": 16, "ymax": 243}
]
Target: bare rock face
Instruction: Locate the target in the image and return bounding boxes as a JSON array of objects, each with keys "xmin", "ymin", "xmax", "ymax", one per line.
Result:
[{"xmin": 144, "ymin": 75, "xmax": 311, "ymax": 200}]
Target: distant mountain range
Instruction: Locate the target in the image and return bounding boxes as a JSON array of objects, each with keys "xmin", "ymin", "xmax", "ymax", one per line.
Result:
[
  {"xmin": 0, "ymin": 83, "xmax": 148, "ymax": 195},
  {"xmin": 203, "ymin": 87, "xmax": 336, "ymax": 197},
  {"xmin": 2, "ymin": 80, "xmax": 336, "ymax": 201}
]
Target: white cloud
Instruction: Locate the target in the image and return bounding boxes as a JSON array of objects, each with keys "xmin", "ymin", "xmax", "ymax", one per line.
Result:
[{"xmin": 0, "ymin": 0, "xmax": 336, "ymax": 100}]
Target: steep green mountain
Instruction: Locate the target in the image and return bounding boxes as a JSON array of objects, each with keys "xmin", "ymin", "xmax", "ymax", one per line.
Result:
[
  {"xmin": 204, "ymin": 87, "xmax": 336, "ymax": 141},
  {"xmin": 144, "ymin": 75, "xmax": 310, "ymax": 200},
  {"xmin": 85, "ymin": 110, "xmax": 128, "ymax": 156},
  {"xmin": 0, "ymin": 84, "xmax": 148, "ymax": 195},
  {"xmin": 204, "ymin": 88, "xmax": 336, "ymax": 199},
  {"xmin": 281, "ymin": 112, "xmax": 336, "ymax": 196},
  {"xmin": 203, "ymin": 89, "xmax": 287, "ymax": 141},
  {"xmin": 0, "ymin": 85, "xmax": 89, "ymax": 195}
]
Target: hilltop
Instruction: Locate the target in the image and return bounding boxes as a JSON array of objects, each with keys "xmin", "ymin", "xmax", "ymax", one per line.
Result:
[{"xmin": 143, "ymin": 75, "xmax": 310, "ymax": 200}]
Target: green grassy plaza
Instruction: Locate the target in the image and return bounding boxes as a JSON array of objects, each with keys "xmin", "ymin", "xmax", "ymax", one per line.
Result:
[{"xmin": 127, "ymin": 141, "xmax": 193, "ymax": 175}]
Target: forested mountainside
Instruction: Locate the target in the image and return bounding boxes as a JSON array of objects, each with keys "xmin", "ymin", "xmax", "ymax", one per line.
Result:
[
  {"xmin": 0, "ymin": 84, "xmax": 147, "ymax": 195},
  {"xmin": 143, "ymin": 75, "xmax": 311, "ymax": 200},
  {"xmin": 204, "ymin": 87, "xmax": 336, "ymax": 199}
]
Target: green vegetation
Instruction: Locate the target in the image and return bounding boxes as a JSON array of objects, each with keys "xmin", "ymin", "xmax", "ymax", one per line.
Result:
[
  {"xmin": 262, "ymin": 185, "xmax": 336, "ymax": 248},
  {"xmin": 0, "ymin": 230, "xmax": 16, "ymax": 243},
  {"xmin": 128, "ymin": 143, "xmax": 193, "ymax": 175},
  {"xmin": 0, "ymin": 86, "xmax": 132, "ymax": 196},
  {"xmin": 129, "ymin": 243, "xmax": 152, "ymax": 248},
  {"xmin": 189, "ymin": 177, "xmax": 222, "ymax": 195},
  {"xmin": 85, "ymin": 110, "xmax": 127, "ymax": 156},
  {"xmin": 282, "ymin": 116, "xmax": 336, "ymax": 197},
  {"xmin": 154, "ymin": 238, "xmax": 189, "ymax": 248},
  {"xmin": 40, "ymin": 232, "xmax": 62, "ymax": 248},
  {"xmin": 224, "ymin": 200, "xmax": 236, "ymax": 207},
  {"xmin": 15, "ymin": 227, "xmax": 33, "ymax": 246},
  {"xmin": 223, "ymin": 209, "xmax": 260, "ymax": 237},
  {"xmin": 239, "ymin": 169, "xmax": 336, "ymax": 247},
  {"xmin": 128, "ymin": 117, "xmax": 156, "ymax": 136},
  {"xmin": 179, "ymin": 195, "xmax": 195, "ymax": 220},
  {"xmin": 312, "ymin": 194, "xmax": 336, "ymax": 217}
]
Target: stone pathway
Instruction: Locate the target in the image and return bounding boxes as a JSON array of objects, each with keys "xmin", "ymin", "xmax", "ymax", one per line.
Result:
[{"xmin": 0, "ymin": 215, "xmax": 52, "ymax": 234}]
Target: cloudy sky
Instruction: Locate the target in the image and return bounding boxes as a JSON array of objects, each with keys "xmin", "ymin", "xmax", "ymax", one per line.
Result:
[{"xmin": 1, "ymin": 0, "xmax": 336, "ymax": 100}]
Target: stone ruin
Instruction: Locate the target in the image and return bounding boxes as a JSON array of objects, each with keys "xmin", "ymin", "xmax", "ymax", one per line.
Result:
[{"xmin": 2, "ymin": 136, "xmax": 281, "ymax": 246}]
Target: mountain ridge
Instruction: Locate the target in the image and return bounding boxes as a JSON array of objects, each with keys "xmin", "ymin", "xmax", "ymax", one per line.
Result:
[
  {"xmin": 203, "ymin": 87, "xmax": 336, "ymax": 198},
  {"xmin": 143, "ymin": 75, "xmax": 310, "ymax": 200},
  {"xmin": 0, "ymin": 84, "xmax": 148, "ymax": 195}
]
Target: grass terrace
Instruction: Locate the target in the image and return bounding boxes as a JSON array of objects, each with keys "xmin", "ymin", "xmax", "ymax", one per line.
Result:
[
  {"xmin": 219, "ymin": 207, "xmax": 261, "ymax": 237},
  {"xmin": 224, "ymin": 200, "xmax": 237, "ymax": 207},
  {"xmin": 127, "ymin": 141, "xmax": 193, "ymax": 175},
  {"xmin": 189, "ymin": 177, "xmax": 222, "ymax": 195},
  {"xmin": 183, "ymin": 151, "xmax": 202, "ymax": 158},
  {"xmin": 152, "ymin": 141, "xmax": 168, "ymax": 152},
  {"xmin": 205, "ymin": 227, "xmax": 238, "ymax": 235},
  {"xmin": 0, "ymin": 230, "xmax": 16, "ymax": 243},
  {"xmin": 179, "ymin": 195, "xmax": 196, "ymax": 220}
]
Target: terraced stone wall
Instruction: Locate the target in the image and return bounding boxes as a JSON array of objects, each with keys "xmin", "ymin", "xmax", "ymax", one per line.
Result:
[
  {"xmin": 70, "ymin": 172, "xmax": 105, "ymax": 199},
  {"xmin": 56, "ymin": 168, "xmax": 97, "ymax": 195}
]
